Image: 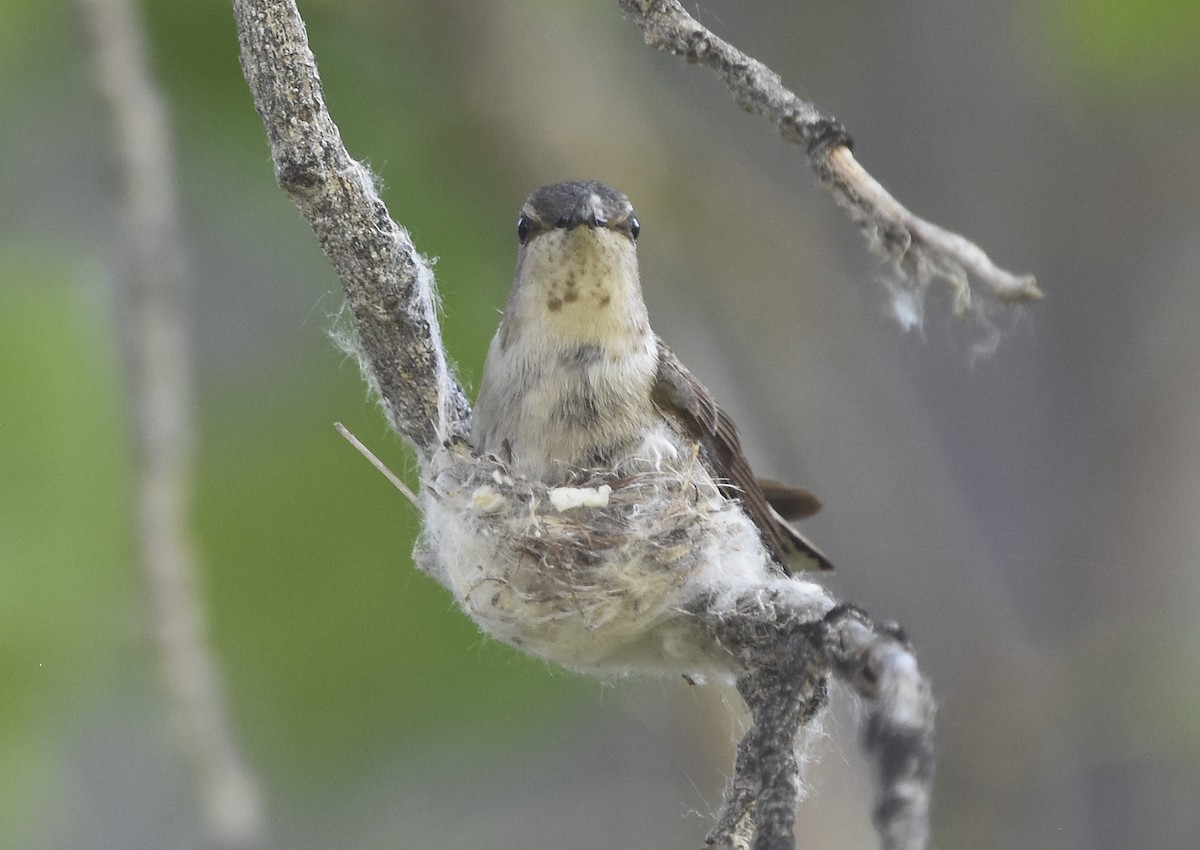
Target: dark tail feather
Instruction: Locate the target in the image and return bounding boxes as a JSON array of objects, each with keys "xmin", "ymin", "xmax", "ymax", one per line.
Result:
[
  {"xmin": 758, "ymin": 478, "xmax": 822, "ymax": 521},
  {"xmin": 772, "ymin": 506, "xmax": 834, "ymax": 572}
]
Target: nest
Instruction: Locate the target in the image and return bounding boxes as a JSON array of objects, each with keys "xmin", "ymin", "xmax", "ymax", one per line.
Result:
[{"xmin": 415, "ymin": 439, "xmax": 782, "ymax": 677}]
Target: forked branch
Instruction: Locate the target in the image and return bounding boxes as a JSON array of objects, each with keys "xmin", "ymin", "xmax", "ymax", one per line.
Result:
[{"xmin": 233, "ymin": 2, "xmax": 937, "ymax": 848}]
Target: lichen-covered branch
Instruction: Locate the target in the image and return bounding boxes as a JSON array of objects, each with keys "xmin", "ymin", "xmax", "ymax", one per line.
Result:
[
  {"xmin": 79, "ymin": 0, "xmax": 265, "ymax": 845},
  {"xmin": 825, "ymin": 607, "xmax": 936, "ymax": 850},
  {"xmin": 618, "ymin": 0, "xmax": 1042, "ymax": 313},
  {"xmin": 233, "ymin": 0, "xmax": 470, "ymax": 456},
  {"xmin": 698, "ymin": 597, "xmax": 934, "ymax": 850}
]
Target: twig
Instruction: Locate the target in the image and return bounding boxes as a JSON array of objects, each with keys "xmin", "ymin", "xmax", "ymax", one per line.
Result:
[
  {"xmin": 233, "ymin": 0, "xmax": 470, "ymax": 456},
  {"xmin": 334, "ymin": 422, "xmax": 420, "ymax": 508},
  {"xmin": 77, "ymin": 0, "xmax": 265, "ymax": 845},
  {"xmin": 618, "ymin": 0, "xmax": 1042, "ymax": 313}
]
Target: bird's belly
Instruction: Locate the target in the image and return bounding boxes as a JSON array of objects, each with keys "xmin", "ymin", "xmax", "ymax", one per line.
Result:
[{"xmin": 488, "ymin": 359, "xmax": 659, "ymax": 482}]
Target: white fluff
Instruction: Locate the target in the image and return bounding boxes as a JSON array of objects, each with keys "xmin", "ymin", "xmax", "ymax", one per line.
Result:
[{"xmin": 548, "ymin": 485, "xmax": 613, "ymax": 511}]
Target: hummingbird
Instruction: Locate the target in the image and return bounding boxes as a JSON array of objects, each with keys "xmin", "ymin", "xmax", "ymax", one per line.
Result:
[{"xmin": 470, "ymin": 181, "xmax": 831, "ymax": 573}]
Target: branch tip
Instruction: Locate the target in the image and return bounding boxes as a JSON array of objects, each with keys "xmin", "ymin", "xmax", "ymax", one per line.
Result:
[{"xmin": 621, "ymin": 0, "xmax": 1040, "ymax": 321}]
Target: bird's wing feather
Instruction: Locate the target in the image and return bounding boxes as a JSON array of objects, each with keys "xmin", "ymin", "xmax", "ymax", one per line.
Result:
[{"xmin": 650, "ymin": 340, "xmax": 833, "ymax": 573}]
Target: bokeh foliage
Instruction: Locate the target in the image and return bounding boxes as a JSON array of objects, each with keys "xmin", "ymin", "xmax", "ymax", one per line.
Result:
[
  {"xmin": 1030, "ymin": 0, "xmax": 1200, "ymax": 96},
  {"xmin": 1, "ymin": 0, "xmax": 589, "ymax": 844},
  {"xmin": 5, "ymin": 0, "xmax": 1200, "ymax": 847}
]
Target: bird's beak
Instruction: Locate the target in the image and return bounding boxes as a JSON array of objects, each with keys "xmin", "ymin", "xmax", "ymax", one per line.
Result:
[{"xmin": 565, "ymin": 192, "xmax": 608, "ymax": 230}]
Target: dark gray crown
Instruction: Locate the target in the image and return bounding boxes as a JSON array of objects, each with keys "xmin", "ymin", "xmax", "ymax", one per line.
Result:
[{"xmin": 518, "ymin": 181, "xmax": 638, "ymax": 242}]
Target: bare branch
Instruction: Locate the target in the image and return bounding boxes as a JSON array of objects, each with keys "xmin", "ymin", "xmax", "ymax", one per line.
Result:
[
  {"xmin": 618, "ymin": 0, "xmax": 1042, "ymax": 312},
  {"xmin": 77, "ymin": 0, "xmax": 264, "ymax": 845},
  {"xmin": 233, "ymin": 0, "xmax": 470, "ymax": 456}
]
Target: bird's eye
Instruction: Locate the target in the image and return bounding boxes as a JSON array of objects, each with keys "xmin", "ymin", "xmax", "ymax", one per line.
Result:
[
  {"xmin": 629, "ymin": 217, "xmax": 640, "ymax": 240},
  {"xmin": 517, "ymin": 215, "xmax": 533, "ymax": 244}
]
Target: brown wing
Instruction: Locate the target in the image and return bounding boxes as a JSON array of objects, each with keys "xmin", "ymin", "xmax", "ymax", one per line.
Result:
[{"xmin": 650, "ymin": 340, "xmax": 833, "ymax": 574}]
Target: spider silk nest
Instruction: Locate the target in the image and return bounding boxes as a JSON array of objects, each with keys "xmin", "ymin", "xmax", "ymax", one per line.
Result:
[{"xmin": 416, "ymin": 440, "xmax": 834, "ymax": 680}]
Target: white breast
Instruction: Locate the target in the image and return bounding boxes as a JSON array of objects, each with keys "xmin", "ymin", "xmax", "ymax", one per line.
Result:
[{"xmin": 471, "ymin": 226, "xmax": 660, "ymax": 481}]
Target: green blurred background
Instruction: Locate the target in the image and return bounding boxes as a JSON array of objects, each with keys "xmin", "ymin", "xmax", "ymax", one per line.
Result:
[{"xmin": 4, "ymin": 0, "xmax": 1200, "ymax": 847}]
